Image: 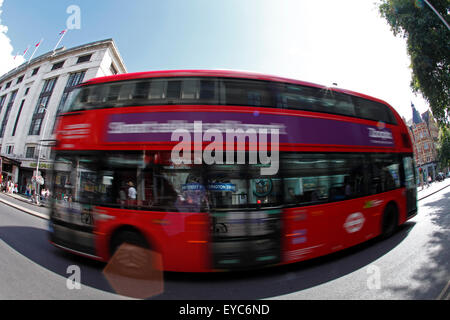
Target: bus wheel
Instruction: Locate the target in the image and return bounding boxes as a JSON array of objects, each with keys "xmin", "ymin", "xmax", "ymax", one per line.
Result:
[
  {"xmin": 107, "ymin": 229, "xmax": 161, "ymax": 282},
  {"xmin": 110, "ymin": 228, "xmax": 150, "ymax": 257},
  {"xmin": 381, "ymin": 203, "xmax": 398, "ymax": 239}
]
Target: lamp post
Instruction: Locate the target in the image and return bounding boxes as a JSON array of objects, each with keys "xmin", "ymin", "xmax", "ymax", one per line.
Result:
[{"xmin": 34, "ymin": 104, "xmax": 50, "ymax": 204}]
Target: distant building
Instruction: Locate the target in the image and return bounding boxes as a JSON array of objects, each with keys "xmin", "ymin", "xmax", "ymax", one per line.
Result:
[
  {"xmin": 0, "ymin": 39, "xmax": 127, "ymax": 192},
  {"xmin": 421, "ymin": 109, "xmax": 440, "ymax": 144},
  {"xmin": 407, "ymin": 103, "xmax": 438, "ymax": 182}
]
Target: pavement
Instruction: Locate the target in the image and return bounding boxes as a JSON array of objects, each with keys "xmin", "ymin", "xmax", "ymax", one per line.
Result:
[
  {"xmin": 0, "ymin": 192, "xmax": 50, "ymax": 220},
  {"xmin": 0, "ymin": 179, "xmax": 449, "ymax": 221},
  {"xmin": 417, "ymin": 178, "xmax": 450, "ymax": 200}
]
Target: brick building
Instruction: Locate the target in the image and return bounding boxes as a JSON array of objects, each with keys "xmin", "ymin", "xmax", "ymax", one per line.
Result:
[{"xmin": 407, "ymin": 104, "xmax": 438, "ymax": 183}]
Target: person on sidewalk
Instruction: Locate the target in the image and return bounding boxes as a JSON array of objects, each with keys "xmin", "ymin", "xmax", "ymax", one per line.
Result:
[
  {"xmin": 7, "ymin": 180, "xmax": 13, "ymax": 194},
  {"xmin": 41, "ymin": 188, "xmax": 47, "ymax": 203}
]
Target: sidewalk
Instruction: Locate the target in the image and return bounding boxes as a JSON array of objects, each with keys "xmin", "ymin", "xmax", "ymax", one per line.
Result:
[
  {"xmin": 1, "ymin": 191, "xmax": 52, "ymax": 207},
  {"xmin": 417, "ymin": 178, "xmax": 450, "ymax": 200},
  {"xmin": 0, "ymin": 191, "xmax": 50, "ymax": 220}
]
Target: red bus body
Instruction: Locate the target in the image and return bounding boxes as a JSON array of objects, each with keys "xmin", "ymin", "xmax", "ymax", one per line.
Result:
[{"xmin": 49, "ymin": 70, "xmax": 417, "ymax": 272}]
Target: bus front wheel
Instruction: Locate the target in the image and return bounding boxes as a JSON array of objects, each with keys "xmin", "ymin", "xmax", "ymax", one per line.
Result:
[{"xmin": 109, "ymin": 228, "xmax": 150, "ymax": 258}]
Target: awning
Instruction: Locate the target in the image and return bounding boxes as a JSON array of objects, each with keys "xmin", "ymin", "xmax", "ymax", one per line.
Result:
[{"xmin": 0, "ymin": 155, "xmax": 21, "ymax": 167}]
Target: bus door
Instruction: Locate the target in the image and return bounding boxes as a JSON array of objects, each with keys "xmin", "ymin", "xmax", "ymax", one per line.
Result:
[
  {"xmin": 280, "ymin": 153, "xmax": 331, "ymax": 262},
  {"xmin": 50, "ymin": 155, "xmax": 97, "ymax": 256},
  {"xmin": 402, "ymin": 156, "xmax": 418, "ymax": 218},
  {"xmin": 206, "ymin": 164, "xmax": 283, "ymax": 270}
]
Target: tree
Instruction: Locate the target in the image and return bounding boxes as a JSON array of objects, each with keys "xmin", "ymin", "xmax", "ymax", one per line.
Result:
[
  {"xmin": 378, "ymin": 0, "xmax": 450, "ymax": 125},
  {"xmin": 437, "ymin": 126, "xmax": 450, "ymax": 170}
]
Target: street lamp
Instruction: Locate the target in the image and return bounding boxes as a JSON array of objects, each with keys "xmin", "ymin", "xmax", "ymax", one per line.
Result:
[{"xmin": 34, "ymin": 104, "xmax": 51, "ymax": 204}]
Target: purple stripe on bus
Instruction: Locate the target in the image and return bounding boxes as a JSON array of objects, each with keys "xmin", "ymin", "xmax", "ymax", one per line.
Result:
[{"xmin": 104, "ymin": 112, "xmax": 394, "ymax": 147}]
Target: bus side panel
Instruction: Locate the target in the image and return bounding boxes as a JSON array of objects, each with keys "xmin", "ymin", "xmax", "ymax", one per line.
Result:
[
  {"xmin": 281, "ymin": 188, "xmax": 407, "ymax": 265},
  {"xmin": 328, "ymin": 197, "xmax": 380, "ymax": 252},
  {"xmin": 282, "ymin": 206, "xmax": 329, "ymax": 264},
  {"xmin": 328, "ymin": 190, "xmax": 406, "ymax": 252},
  {"xmin": 95, "ymin": 208, "xmax": 211, "ymax": 272}
]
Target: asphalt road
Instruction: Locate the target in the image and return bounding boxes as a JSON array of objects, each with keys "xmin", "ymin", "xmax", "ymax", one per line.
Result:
[{"xmin": 0, "ymin": 185, "xmax": 448, "ymax": 300}]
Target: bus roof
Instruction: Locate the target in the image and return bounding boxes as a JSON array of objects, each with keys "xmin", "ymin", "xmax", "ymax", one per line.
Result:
[{"xmin": 83, "ymin": 69, "xmax": 394, "ymax": 113}]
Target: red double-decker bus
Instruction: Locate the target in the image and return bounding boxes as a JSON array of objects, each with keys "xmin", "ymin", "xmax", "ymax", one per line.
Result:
[{"xmin": 49, "ymin": 70, "xmax": 417, "ymax": 272}]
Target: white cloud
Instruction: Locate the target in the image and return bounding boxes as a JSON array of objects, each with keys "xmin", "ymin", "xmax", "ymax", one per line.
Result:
[{"xmin": 0, "ymin": 0, "xmax": 25, "ymax": 77}]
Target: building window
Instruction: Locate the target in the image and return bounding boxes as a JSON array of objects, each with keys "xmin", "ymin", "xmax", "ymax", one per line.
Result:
[
  {"xmin": 32, "ymin": 67, "xmax": 39, "ymax": 76},
  {"xmin": 0, "ymin": 90, "xmax": 18, "ymax": 137},
  {"xmin": 0, "ymin": 95, "xmax": 6, "ymax": 112},
  {"xmin": 12, "ymin": 99, "xmax": 25, "ymax": 136},
  {"xmin": 29, "ymin": 118, "xmax": 43, "ymax": 136},
  {"xmin": 6, "ymin": 145, "xmax": 14, "ymax": 155},
  {"xmin": 17, "ymin": 75, "xmax": 24, "ymax": 84},
  {"xmin": 77, "ymin": 54, "xmax": 92, "ymax": 64},
  {"xmin": 57, "ymin": 71, "xmax": 86, "ymax": 113},
  {"xmin": 110, "ymin": 63, "xmax": 118, "ymax": 75},
  {"xmin": 26, "ymin": 146, "xmax": 36, "ymax": 159},
  {"xmin": 24, "ymin": 87, "xmax": 30, "ymax": 95},
  {"xmin": 52, "ymin": 61, "xmax": 65, "ymax": 71},
  {"xmin": 5, "ymin": 81, "xmax": 11, "ymax": 89},
  {"xmin": 29, "ymin": 78, "xmax": 57, "ymax": 136},
  {"xmin": 41, "ymin": 78, "xmax": 57, "ymax": 94}
]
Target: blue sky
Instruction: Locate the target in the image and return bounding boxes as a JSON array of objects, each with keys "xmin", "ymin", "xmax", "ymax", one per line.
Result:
[{"xmin": 0, "ymin": 0, "xmax": 431, "ymax": 120}]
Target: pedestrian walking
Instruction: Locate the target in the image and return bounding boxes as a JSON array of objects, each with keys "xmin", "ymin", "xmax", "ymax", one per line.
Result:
[{"xmin": 7, "ymin": 180, "xmax": 13, "ymax": 194}]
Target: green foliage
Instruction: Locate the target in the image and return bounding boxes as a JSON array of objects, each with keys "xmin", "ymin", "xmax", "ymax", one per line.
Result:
[
  {"xmin": 437, "ymin": 125, "xmax": 450, "ymax": 169},
  {"xmin": 378, "ymin": 0, "xmax": 450, "ymax": 125}
]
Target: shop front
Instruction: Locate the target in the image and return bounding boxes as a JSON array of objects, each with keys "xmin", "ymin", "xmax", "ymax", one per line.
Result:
[
  {"xmin": 19, "ymin": 160, "xmax": 53, "ymax": 195},
  {"xmin": 1, "ymin": 156, "xmax": 21, "ymax": 190}
]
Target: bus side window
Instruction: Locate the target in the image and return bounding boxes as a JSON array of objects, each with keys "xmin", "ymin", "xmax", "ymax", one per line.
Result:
[
  {"xmin": 222, "ymin": 79, "xmax": 272, "ymax": 107},
  {"xmin": 118, "ymin": 83, "xmax": 135, "ymax": 101},
  {"xmin": 149, "ymin": 80, "xmax": 166, "ymax": 101},
  {"xmin": 281, "ymin": 153, "xmax": 369, "ymax": 206},
  {"xmin": 167, "ymin": 80, "xmax": 182, "ymax": 102},
  {"xmin": 353, "ymin": 97, "xmax": 396, "ymax": 124},
  {"xmin": 332, "ymin": 93, "xmax": 355, "ymax": 117},
  {"xmin": 200, "ymin": 79, "xmax": 216, "ymax": 101},
  {"xmin": 133, "ymin": 81, "xmax": 151, "ymax": 100},
  {"xmin": 369, "ymin": 154, "xmax": 401, "ymax": 194},
  {"xmin": 106, "ymin": 85, "xmax": 121, "ymax": 102},
  {"xmin": 181, "ymin": 79, "xmax": 199, "ymax": 100}
]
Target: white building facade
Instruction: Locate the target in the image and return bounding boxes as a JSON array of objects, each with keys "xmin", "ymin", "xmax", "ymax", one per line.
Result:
[{"xmin": 0, "ymin": 39, "xmax": 127, "ymax": 193}]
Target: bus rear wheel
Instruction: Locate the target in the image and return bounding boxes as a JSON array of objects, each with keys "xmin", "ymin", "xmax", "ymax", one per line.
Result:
[{"xmin": 381, "ymin": 203, "xmax": 398, "ymax": 239}]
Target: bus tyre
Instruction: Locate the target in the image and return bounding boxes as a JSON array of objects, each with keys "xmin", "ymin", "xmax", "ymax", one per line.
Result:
[
  {"xmin": 381, "ymin": 203, "xmax": 398, "ymax": 239},
  {"xmin": 110, "ymin": 229, "xmax": 150, "ymax": 257}
]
